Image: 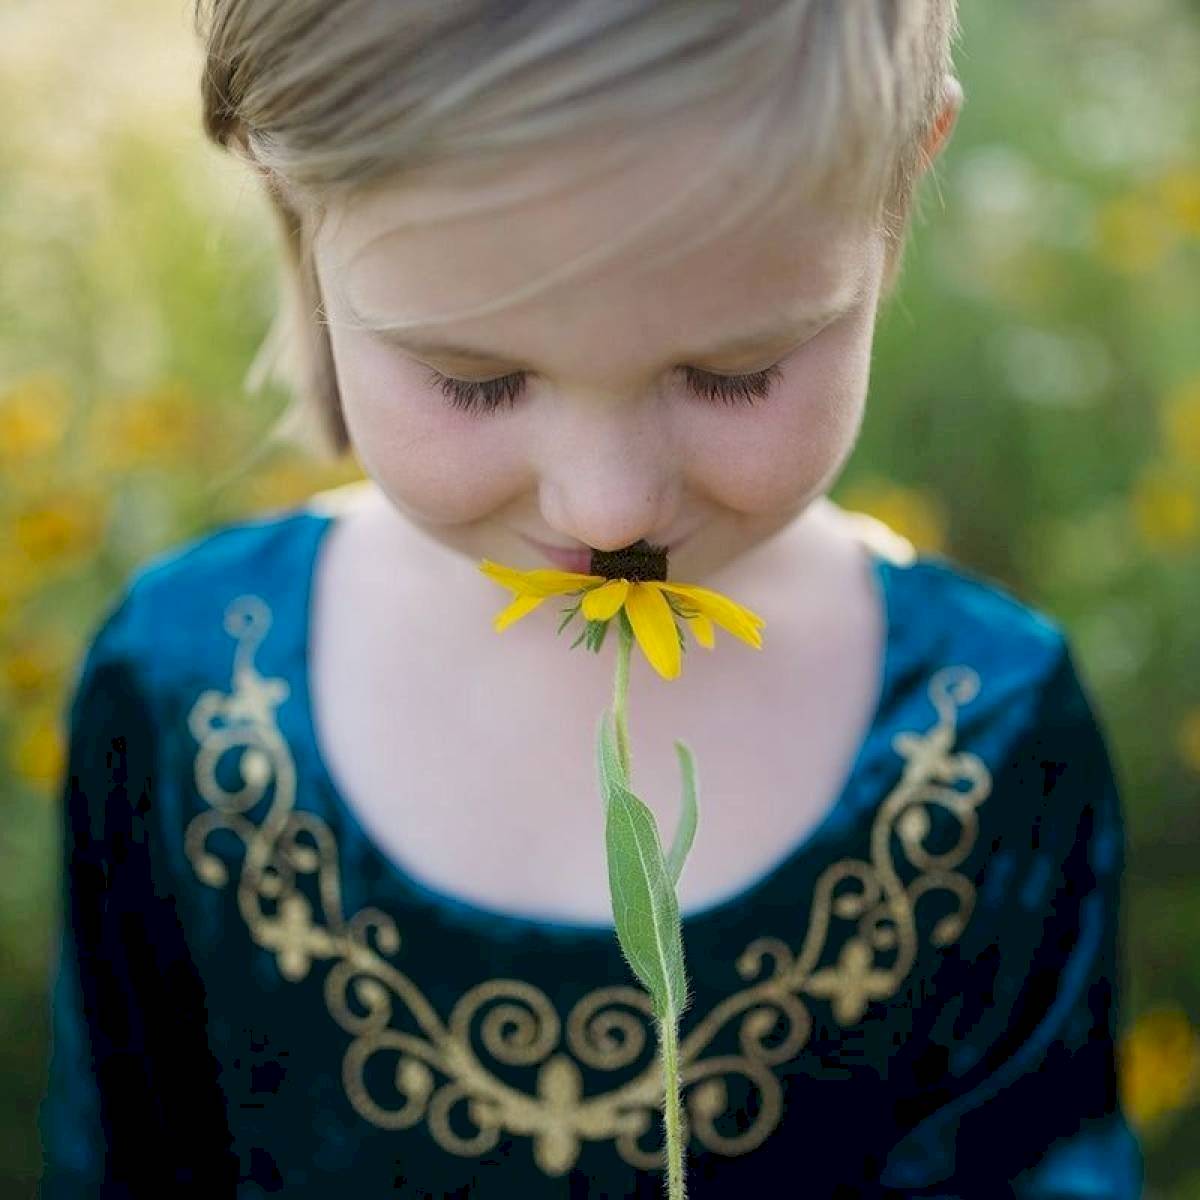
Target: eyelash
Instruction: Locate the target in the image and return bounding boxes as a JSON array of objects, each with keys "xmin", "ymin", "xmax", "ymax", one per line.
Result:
[{"xmin": 423, "ymin": 364, "xmax": 786, "ymax": 417}]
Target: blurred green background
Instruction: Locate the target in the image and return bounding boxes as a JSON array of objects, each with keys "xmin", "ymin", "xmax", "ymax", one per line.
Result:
[{"xmin": 1, "ymin": 0, "xmax": 1198, "ymax": 1195}]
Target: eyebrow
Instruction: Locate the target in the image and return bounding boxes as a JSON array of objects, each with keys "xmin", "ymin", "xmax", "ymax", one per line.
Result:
[{"xmin": 342, "ymin": 279, "xmax": 866, "ymax": 366}]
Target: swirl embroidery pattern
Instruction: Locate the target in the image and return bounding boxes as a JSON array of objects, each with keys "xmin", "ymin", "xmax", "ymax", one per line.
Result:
[{"xmin": 184, "ymin": 591, "xmax": 991, "ymax": 1177}]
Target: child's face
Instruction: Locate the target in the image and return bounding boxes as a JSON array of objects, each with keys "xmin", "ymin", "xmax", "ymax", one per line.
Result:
[{"xmin": 312, "ymin": 116, "xmax": 890, "ymax": 585}]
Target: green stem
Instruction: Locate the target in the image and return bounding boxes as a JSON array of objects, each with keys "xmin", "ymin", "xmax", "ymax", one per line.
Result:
[
  {"xmin": 610, "ymin": 612, "xmax": 687, "ymax": 1200},
  {"xmin": 656, "ymin": 1004, "xmax": 688, "ymax": 1200},
  {"xmin": 613, "ymin": 612, "xmax": 633, "ymax": 780}
]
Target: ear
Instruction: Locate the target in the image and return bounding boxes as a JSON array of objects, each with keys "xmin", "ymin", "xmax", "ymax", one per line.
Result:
[{"xmin": 920, "ymin": 76, "xmax": 964, "ymax": 169}]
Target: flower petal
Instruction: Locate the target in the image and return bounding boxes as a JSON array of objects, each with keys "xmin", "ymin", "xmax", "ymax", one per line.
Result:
[
  {"xmin": 625, "ymin": 583, "xmax": 683, "ymax": 680},
  {"xmin": 581, "ymin": 578, "xmax": 630, "ymax": 621},
  {"xmin": 656, "ymin": 581, "xmax": 764, "ymax": 649},
  {"xmin": 493, "ymin": 593, "xmax": 545, "ymax": 632},
  {"xmin": 681, "ymin": 611, "xmax": 715, "ymax": 649},
  {"xmin": 478, "ymin": 559, "xmax": 602, "ymax": 598}
]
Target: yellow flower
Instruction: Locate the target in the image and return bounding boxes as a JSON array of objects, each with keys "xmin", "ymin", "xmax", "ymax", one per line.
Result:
[
  {"xmin": 1163, "ymin": 379, "xmax": 1200, "ymax": 466},
  {"xmin": 239, "ymin": 459, "xmax": 332, "ymax": 514},
  {"xmin": 88, "ymin": 381, "xmax": 209, "ymax": 471},
  {"xmin": 0, "ymin": 372, "xmax": 72, "ymax": 466},
  {"xmin": 1119, "ymin": 1006, "xmax": 1200, "ymax": 1128},
  {"xmin": 836, "ymin": 481, "xmax": 947, "ymax": 554},
  {"xmin": 1158, "ymin": 167, "xmax": 1200, "ymax": 237},
  {"xmin": 1131, "ymin": 464, "xmax": 1198, "ymax": 549},
  {"xmin": 1, "ymin": 632, "xmax": 68, "ymax": 700},
  {"xmin": 0, "ymin": 538, "xmax": 41, "ymax": 627},
  {"xmin": 8, "ymin": 705, "xmax": 65, "ymax": 795},
  {"xmin": 477, "ymin": 556, "xmax": 765, "ymax": 681},
  {"xmin": 12, "ymin": 490, "xmax": 109, "ymax": 571},
  {"xmin": 1092, "ymin": 195, "xmax": 1176, "ymax": 275}
]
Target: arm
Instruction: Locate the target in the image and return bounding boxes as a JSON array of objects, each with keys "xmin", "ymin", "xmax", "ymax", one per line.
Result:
[
  {"xmin": 879, "ymin": 639, "xmax": 1145, "ymax": 1199},
  {"xmin": 38, "ymin": 593, "xmax": 239, "ymax": 1196}
]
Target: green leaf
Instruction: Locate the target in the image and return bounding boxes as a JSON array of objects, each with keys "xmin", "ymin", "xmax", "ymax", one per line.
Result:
[
  {"xmin": 595, "ymin": 710, "xmax": 691, "ymax": 1022},
  {"xmin": 603, "ymin": 772, "xmax": 690, "ymax": 1019},
  {"xmin": 591, "ymin": 617, "xmax": 610, "ymax": 653},
  {"xmin": 664, "ymin": 739, "xmax": 699, "ymax": 886},
  {"xmin": 556, "ymin": 603, "xmax": 581, "ymax": 636}
]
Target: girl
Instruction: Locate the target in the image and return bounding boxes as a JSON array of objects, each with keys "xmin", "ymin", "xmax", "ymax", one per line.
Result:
[{"xmin": 39, "ymin": 2, "xmax": 1144, "ymax": 1196}]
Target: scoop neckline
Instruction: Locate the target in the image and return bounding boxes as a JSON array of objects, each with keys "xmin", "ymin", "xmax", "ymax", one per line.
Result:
[{"xmin": 293, "ymin": 505, "xmax": 905, "ymax": 941}]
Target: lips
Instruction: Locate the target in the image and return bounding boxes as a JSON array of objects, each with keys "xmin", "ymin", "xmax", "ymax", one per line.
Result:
[
  {"xmin": 520, "ymin": 532, "xmax": 690, "ymax": 573},
  {"xmin": 532, "ymin": 543, "xmax": 595, "ymax": 572}
]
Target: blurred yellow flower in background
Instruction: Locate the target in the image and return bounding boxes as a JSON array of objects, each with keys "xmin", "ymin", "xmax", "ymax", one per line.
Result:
[
  {"xmin": 1158, "ymin": 167, "xmax": 1200, "ymax": 237},
  {"xmin": 1176, "ymin": 707, "xmax": 1200, "ymax": 775},
  {"xmin": 1092, "ymin": 195, "xmax": 1176, "ymax": 275},
  {"xmin": 229, "ymin": 457, "xmax": 365, "ymax": 519},
  {"xmin": 7, "ymin": 705, "xmax": 65, "ymax": 795},
  {"xmin": 11, "ymin": 490, "xmax": 109, "ymax": 575},
  {"xmin": 978, "ymin": 248, "xmax": 1071, "ymax": 315},
  {"xmin": 836, "ymin": 480, "xmax": 949, "ymax": 555},
  {"xmin": 88, "ymin": 380, "xmax": 211, "ymax": 471},
  {"xmin": 1162, "ymin": 378, "xmax": 1200, "ymax": 466},
  {"xmin": 1120, "ymin": 1006, "xmax": 1200, "ymax": 1128},
  {"xmin": 1130, "ymin": 463, "xmax": 1199, "ymax": 550},
  {"xmin": 1, "ymin": 631, "xmax": 69, "ymax": 704},
  {"xmin": 0, "ymin": 373, "xmax": 72, "ymax": 468},
  {"xmin": 0, "ymin": 540, "xmax": 43, "ymax": 631}
]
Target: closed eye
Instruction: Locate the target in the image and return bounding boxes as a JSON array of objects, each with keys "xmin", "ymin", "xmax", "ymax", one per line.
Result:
[{"xmin": 425, "ymin": 364, "xmax": 786, "ymax": 417}]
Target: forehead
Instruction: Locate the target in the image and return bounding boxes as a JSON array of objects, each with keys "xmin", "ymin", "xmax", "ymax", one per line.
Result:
[{"xmin": 314, "ymin": 113, "xmax": 879, "ymax": 361}]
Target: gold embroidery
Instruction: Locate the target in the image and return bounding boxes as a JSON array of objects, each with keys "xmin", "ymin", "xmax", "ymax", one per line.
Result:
[{"xmin": 185, "ymin": 589, "xmax": 990, "ymax": 1177}]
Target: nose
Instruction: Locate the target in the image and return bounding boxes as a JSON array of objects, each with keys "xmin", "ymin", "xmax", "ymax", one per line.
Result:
[
  {"xmin": 540, "ymin": 475, "xmax": 681, "ymax": 554},
  {"xmin": 536, "ymin": 405, "xmax": 682, "ymax": 553}
]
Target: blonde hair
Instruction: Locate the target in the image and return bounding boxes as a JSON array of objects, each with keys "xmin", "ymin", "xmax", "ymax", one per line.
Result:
[{"xmin": 195, "ymin": 0, "xmax": 960, "ymax": 462}]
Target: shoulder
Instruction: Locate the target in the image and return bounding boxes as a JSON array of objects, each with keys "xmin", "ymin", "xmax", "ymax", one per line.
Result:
[
  {"xmin": 129, "ymin": 503, "xmax": 321, "ymax": 605},
  {"xmin": 837, "ymin": 507, "xmax": 1069, "ymax": 703},
  {"xmin": 838, "ymin": 514, "xmax": 1116, "ymax": 805},
  {"xmin": 897, "ymin": 540, "xmax": 1075, "ymax": 705},
  {"xmin": 845, "ymin": 541, "xmax": 1127, "ymax": 920},
  {"xmin": 885, "ymin": 548, "xmax": 1121, "ymax": 844},
  {"xmin": 124, "ymin": 480, "xmax": 372, "ymax": 620},
  {"xmin": 78, "ymin": 499, "xmax": 331, "ymax": 704},
  {"xmin": 902, "ymin": 549, "xmax": 1107, "ymax": 746},
  {"xmin": 904, "ymin": 550, "xmax": 1067, "ymax": 674}
]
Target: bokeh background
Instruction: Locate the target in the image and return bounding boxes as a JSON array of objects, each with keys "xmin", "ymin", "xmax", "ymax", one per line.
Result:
[{"xmin": 2, "ymin": 0, "xmax": 1198, "ymax": 1195}]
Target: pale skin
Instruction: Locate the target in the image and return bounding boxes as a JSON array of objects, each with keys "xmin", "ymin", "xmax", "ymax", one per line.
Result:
[
  {"xmin": 307, "ymin": 80, "xmax": 962, "ymax": 612},
  {"xmin": 300, "ymin": 82, "xmax": 962, "ymax": 922}
]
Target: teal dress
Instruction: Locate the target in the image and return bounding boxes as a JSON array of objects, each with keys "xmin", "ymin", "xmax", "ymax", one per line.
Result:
[{"xmin": 38, "ymin": 492, "xmax": 1145, "ymax": 1197}]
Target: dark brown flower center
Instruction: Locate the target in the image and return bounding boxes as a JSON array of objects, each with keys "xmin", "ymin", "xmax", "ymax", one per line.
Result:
[{"xmin": 589, "ymin": 539, "xmax": 670, "ymax": 582}]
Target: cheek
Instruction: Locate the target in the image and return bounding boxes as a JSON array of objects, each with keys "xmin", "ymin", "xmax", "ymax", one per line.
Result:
[
  {"xmin": 328, "ymin": 311, "xmax": 875, "ymax": 523},
  {"xmin": 681, "ymin": 315, "xmax": 873, "ymax": 510},
  {"xmin": 329, "ymin": 333, "xmax": 520, "ymax": 523}
]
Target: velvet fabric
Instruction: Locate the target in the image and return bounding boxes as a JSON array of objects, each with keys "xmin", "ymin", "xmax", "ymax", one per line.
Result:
[{"xmin": 39, "ymin": 501, "xmax": 1144, "ymax": 1198}]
